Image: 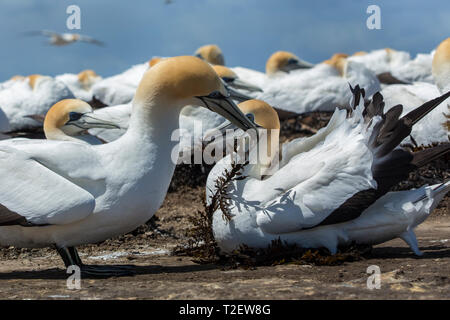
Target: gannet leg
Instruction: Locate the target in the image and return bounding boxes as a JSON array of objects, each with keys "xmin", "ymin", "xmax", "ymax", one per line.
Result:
[{"xmin": 57, "ymin": 246, "xmax": 136, "ymax": 277}]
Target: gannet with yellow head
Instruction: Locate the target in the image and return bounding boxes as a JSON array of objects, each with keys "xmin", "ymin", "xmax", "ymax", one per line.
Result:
[
  {"xmin": 380, "ymin": 37, "xmax": 450, "ymax": 146},
  {"xmin": 266, "ymin": 51, "xmax": 314, "ymax": 76},
  {"xmin": 208, "ymin": 93, "xmax": 450, "ymax": 256},
  {"xmin": 0, "ymin": 56, "xmax": 255, "ymax": 276},
  {"xmin": 56, "ymin": 70, "xmax": 102, "ymax": 101},
  {"xmin": 195, "ymin": 44, "xmax": 225, "ymax": 66},
  {"xmin": 0, "ymin": 73, "xmax": 74, "ymax": 132},
  {"xmin": 232, "ymin": 51, "xmax": 380, "ymax": 113}
]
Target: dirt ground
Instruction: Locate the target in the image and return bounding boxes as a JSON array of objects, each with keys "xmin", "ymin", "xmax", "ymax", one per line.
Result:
[
  {"xmin": 0, "ymin": 186, "xmax": 448, "ymax": 300},
  {"xmin": 0, "ymin": 113, "xmax": 448, "ymax": 300}
]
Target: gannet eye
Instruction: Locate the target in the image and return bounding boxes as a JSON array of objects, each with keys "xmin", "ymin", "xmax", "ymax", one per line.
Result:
[
  {"xmin": 221, "ymin": 77, "xmax": 235, "ymax": 84},
  {"xmin": 287, "ymin": 58, "xmax": 299, "ymax": 65},
  {"xmin": 195, "ymin": 53, "xmax": 203, "ymax": 59},
  {"xmin": 246, "ymin": 113, "xmax": 255, "ymax": 122},
  {"xmin": 69, "ymin": 112, "xmax": 83, "ymax": 121}
]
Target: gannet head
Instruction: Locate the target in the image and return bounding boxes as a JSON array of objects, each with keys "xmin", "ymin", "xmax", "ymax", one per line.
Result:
[
  {"xmin": 194, "ymin": 44, "xmax": 225, "ymax": 65},
  {"xmin": 78, "ymin": 69, "xmax": 101, "ymax": 90},
  {"xmin": 10, "ymin": 75, "xmax": 25, "ymax": 81},
  {"xmin": 27, "ymin": 74, "xmax": 45, "ymax": 90},
  {"xmin": 205, "ymin": 99, "xmax": 280, "ymax": 177},
  {"xmin": 134, "ymin": 56, "xmax": 257, "ymax": 131},
  {"xmin": 352, "ymin": 51, "xmax": 368, "ymax": 56},
  {"xmin": 44, "ymin": 99, "xmax": 120, "ymax": 140},
  {"xmin": 148, "ymin": 57, "xmax": 163, "ymax": 67},
  {"xmin": 266, "ymin": 51, "xmax": 314, "ymax": 76},
  {"xmin": 432, "ymin": 38, "xmax": 450, "ymax": 93},
  {"xmin": 212, "ymin": 65, "xmax": 263, "ymax": 95},
  {"xmin": 323, "ymin": 53, "xmax": 348, "ymax": 77}
]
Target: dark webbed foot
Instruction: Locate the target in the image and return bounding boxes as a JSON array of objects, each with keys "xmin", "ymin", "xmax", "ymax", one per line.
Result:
[{"xmin": 57, "ymin": 246, "xmax": 136, "ymax": 278}]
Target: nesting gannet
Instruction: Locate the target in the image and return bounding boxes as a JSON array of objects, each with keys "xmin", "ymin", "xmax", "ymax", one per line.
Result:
[
  {"xmin": 195, "ymin": 44, "xmax": 225, "ymax": 66},
  {"xmin": 208, "ymin": 90, "xmax": 450, "ymax": 255},
  {"xmin": 56, "ymin": 70, "xmax": 102, "ymax": 101},
  {"xmin": 2, "ymin": 99, "xmax": 119, "ymax": 146},
  {"xmin": 381, "ymin": 38, "xmax": 450, "ymax": 146},
  {"xmin": 265, "ymin": 51, "xmax": 314, "ymax": 76},
  {"xmin": 233, "ymin": 53, "xmax": 380, "ymax": 113},
  {"xmin": 26, "ymin": 30, "xmax": 105, "ymax": 46},
  {"xmin": 348, "ymin": 48, "xmax": 410, "ymax": 77},
  {"xmin": 0, "ymin": 74, "xmax": 74, "ymax": 132},
  {"xmin": 0, "ymin": 56, "xmax": 256, "ymax": 276}
]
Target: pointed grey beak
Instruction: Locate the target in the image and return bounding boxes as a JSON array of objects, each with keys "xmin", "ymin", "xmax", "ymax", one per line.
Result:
[
  {"xmin": 228, "ymin": 78, "xmax": 263, "ymax": 93},
  {"xmin": 197, "ymin": 91, "xmax": 258, "ymax": 132},
  {"xmin": 67, "ymin": 113, "xmax": 121, "ymax": 130},
  {"xmin": 281, "ymin": 59, "xmax": 314, "ymax": 73},
  {"xmin": 225, "ymin": 86, "xmax": 255, "ymax": 102}
]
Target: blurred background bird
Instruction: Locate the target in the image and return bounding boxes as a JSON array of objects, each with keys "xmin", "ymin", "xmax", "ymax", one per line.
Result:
[{"xmin": 23, "ymin": 30, "xmax": 105, "ymax": 47}]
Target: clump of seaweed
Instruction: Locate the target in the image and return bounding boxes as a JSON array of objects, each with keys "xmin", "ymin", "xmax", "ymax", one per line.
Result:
[{"xmin": 173, "ymin": 159, "xmax": 248, "ymax": 263}]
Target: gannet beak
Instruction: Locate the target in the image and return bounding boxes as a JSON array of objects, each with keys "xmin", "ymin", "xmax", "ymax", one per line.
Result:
[
  {"xmin": 203, "ymin": 113, "xmax": 260, "ymax": 148},
  {"xmin": 228, "ymin": 78, "xmax": 263, "ymax": 93},
  {"xmin": 197, "ymin": 91, "xmax": 258, "ymax": 132},
  {"xmin": 281, "ymin": 59, "xmax": 314, "ymax": 73},
  {"xmin": 67, "ymin": 112, "xmax": 121, "ymax": 130},
  {"xmin": 225, "ymin": 85, "xmax": 255, "ymax": 102}
]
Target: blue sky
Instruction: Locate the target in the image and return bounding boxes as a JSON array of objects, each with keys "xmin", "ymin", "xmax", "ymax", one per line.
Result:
[{"xmin": 0, "ymin": 0, "xmax": 449, "ymax": 80}]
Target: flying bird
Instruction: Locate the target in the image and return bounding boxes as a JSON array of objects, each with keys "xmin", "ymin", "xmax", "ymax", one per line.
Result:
[{"xmin": 24, "ymin": 30, "xmax": 105, "ymax": 47}]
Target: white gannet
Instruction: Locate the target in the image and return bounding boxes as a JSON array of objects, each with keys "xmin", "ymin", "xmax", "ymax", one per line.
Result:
[
  {"xmin": 56, "ymin": 70, "xmax": 102, "ymax": 102},
  {"xmin": 207, "ymin": 89, "xmax": 450, "ymax": 255},
  {"xmin": 25, "ymin": 30, "xmax": 105, "ymax": 47},
  {"xmin": 381, "ymin": 38, "xmax": 450, "ymax": 146},
  {"xmin": 0, "ymin": 56, "xmax": 256, "ymax": 276},
  {"xmin": 2, "ymin": 99, "xmax": 119, "ymax": 146},
  {"xmin": 348, "ymin": 48, "xmax": 411, "ymax": 80},
  {"xmin": 0, "ymin": 74, "xmax": 75, "ymax": 132},
  {"xmin": 91, "ymin": 62, "xmax": 149, "ymax": 106},
  {"xmin": 195, "ymin": 44, "xmax": 225, "ymax": 66},
  {"xmin": 233, "ymin": 53, "xmax": 380, "ymax": 114}
]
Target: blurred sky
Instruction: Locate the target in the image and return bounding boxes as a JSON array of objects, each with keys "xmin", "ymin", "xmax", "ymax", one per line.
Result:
[{"xmin": 1, "ymin": 0, "xmax": 449, "ymax": 80}]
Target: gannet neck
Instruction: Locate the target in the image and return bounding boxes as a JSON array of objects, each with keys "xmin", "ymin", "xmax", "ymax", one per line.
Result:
[
  {"xmin": 432, "ymin": 38, "xmax": 450, "ymax": 93},
  {"xmin": 237, "ymin": 100, "xmax": 280, "ymax": 178}
]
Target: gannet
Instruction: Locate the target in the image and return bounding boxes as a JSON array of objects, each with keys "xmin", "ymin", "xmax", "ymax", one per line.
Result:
[
  {"xmin": 348, "ymin": 48, "xmax": 411, "ymax": 78},
  {"xmin": 0, "ymin": 56, "xmax": 256, "ymax": 276},
  {"xmin": 265, "ymin": 51, "xmax": 314, "ymax": 76},
  {"xmin": 91, "ymin": 62, "xmax": 149, "ymax": 105},
  {"xmin": 56, "ymin": 70, "xmax": 102, "ymax": 102},
  {"xmin": 381, "ymin": 38, "xmax": 450, "ymax": 146},
  {"xmin": 0, "ymin": 74, "xmax": 74, "ymax": 132},
  {"xmin": 232, "ymin": 53, "xmax": 380, "ymax": 113},
  {"xmin": 25, "ymin": 30, "xmax": 105, "ymax": 46},
  {"xmin": 195, "ymin": 44, "xmax": 225, "ymax": 66},
  {"xmin": 2, "ymin": 99, "xmax": 119, "ymax": 145},
  {"xmin": 208, "ymin": 89, "xmax": 450, "ymax": 255}
]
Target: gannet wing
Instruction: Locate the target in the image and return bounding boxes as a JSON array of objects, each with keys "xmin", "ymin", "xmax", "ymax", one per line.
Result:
[
  {"xmin": 254, "ymin": 87, "xmax": 450, "ymax": 234},
  {"xmin": 77, "ymin": 34, "xmax": 105, "ymax": 46},
  {"xmin": 0, "ymin": 146, "xmax": 96, "ymax": 226}
]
